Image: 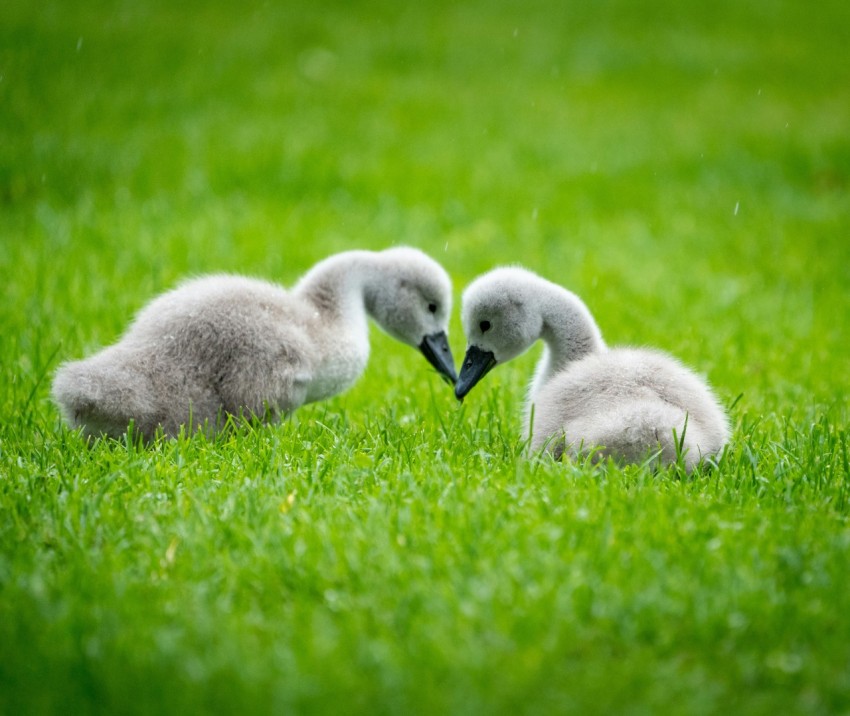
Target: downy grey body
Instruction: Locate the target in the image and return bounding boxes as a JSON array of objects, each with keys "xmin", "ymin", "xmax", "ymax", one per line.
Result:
[
  {"xmin": 455, "ymin": 267, "xmax": 729, "ymax": 469},
  {"xmin": 53, "ymin": 247, "xmax": 456, "ymax": 440}
]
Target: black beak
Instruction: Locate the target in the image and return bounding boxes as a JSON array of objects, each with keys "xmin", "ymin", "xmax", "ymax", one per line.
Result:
[
  {"xmin": 455, "ymin": 345, "xmax": 497, "ymax": 400},
  {"xmin": 419, "ymin": 331, "xmax": 458, "ymax": 385}
]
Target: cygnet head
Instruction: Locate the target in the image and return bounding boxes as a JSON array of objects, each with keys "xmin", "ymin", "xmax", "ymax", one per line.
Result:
[
  {"xmin": 455, "ymin": 267, "xmax": 544, "ymax": 399},
  {"xmin": 366, "ymin": 247, "xmax": 457, "ymax": 384}
]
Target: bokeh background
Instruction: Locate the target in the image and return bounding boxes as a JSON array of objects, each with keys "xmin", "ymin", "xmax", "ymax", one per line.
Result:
[{"xmin": 3, "ymin": 0, "xmax": 848, "ymax": 416}]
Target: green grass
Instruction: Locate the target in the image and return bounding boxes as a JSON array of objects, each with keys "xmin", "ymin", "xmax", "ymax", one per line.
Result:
[{"xmin": 2, "ymin": 0, "xmax": 849, "ymax": 713}]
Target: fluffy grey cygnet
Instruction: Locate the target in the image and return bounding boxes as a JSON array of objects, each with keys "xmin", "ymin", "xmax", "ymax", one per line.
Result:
[
  {"xmin": 52, "ymin": 247, "xmax": 457, "ymax": 440},
  {"xmin": 455, "ymin": 267, "xmax": 730, "ymax": 470}
]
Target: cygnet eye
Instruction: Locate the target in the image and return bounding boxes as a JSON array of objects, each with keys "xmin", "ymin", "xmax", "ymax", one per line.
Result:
[
  {"xmin": 428, "ymin": 302, "xmax": 438, "ymax": 314},
  {"xmin": 480, "ymin": 320, "xmax": 491, "ymax": 333}
]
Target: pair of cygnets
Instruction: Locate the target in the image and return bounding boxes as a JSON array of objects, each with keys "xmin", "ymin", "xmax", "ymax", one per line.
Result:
[{"xmin": 52, "ymin": 247, "xmax": 729, "ymax": 468}]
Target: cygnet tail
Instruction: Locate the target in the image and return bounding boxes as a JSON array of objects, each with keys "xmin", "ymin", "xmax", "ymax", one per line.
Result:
[{"xmin": 51, "ymin": 349, "xmax": 158, "ymax": 440}]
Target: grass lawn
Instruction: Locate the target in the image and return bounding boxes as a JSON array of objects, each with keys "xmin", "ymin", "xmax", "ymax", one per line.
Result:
[{"xmin": 2, "ymin": 0, "xmax": 849, "ymax": 713}]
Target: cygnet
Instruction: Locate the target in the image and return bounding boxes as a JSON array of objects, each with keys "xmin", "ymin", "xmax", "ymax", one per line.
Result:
[
  {"xmin": 53, "ymin": 247, "xmax": 457, "ymax": 440},
  {"xmin": 454, "ymin": 267, "xmax": 729, "ymax": 470}
]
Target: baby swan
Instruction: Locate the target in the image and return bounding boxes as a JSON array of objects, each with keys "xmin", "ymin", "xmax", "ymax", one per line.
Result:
[
  {"xmin": 455, "ymin": 267, "xmax": 729, "ymax": 470},
  {"xmin": 52, "ymin": 247, "xmax": 457, "ymax": 440}
]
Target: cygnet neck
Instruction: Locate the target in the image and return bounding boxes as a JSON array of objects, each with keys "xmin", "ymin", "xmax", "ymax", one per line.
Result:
[
  {"xmin": 294, "ymin": 250, "xmax": 375, "ymax": 321},
  {"xmin": 534, "ymin": 278, "xmax": 606, "ymax": 387}
]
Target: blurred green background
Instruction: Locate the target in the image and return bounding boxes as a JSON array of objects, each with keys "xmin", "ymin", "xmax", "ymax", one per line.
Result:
[{"xmin": 3, "ymin": 0, "xmax": 848, "ymax": 412}]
